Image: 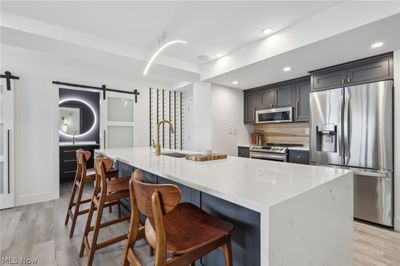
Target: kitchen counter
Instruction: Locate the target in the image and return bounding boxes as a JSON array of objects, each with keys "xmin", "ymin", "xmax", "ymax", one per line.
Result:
[
  {"xmin": 59, "ymin": 141, "xmax": 99, "ymax": 147},
  {"xmin": 237, "ymin": 144, "xmax": 250, "ymax": 147},
  {"xmin": 97, "ymin": 147, "xmax": 353, "ymax": 265},
  {"xmin": 287, "ymin": 146, "xmax": 310, "ymax": 151}
]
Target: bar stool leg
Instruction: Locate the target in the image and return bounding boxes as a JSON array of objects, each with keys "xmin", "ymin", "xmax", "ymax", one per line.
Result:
[
  {"xmin": 65, "ymin": 181, "xmax": 78, "ymax": 225},
  {"xmin": 118, "ymin": 199, "xmax": 122, "ymax": 218},
  {"xmin": 86, "ymin": 201, "xmax": 104, "ymax": 266},
  {"xmin": 222, "ymin": 235, "xmax": 232, "ymax": 266},
  {"xmin": 69, "ymin": 181, "xmax": 85, "ymax": 238},
  {"xmin": 80, "ymin": 196, "xmax": 96, "ymax": 257},
  {"xmin": 108, "ymin": 177, "xmax": 112, "ymax": 213}
]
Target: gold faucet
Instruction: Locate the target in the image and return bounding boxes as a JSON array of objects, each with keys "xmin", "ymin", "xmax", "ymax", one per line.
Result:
[{"xmin": 155, "ymin": 120, "xmax": 174, "ymax": 156}]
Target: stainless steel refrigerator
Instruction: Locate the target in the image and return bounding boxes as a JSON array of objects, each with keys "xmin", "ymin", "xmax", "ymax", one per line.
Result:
[{"xmin": 310, "ymin": 80, "xmax": 394, "ymax": 227}]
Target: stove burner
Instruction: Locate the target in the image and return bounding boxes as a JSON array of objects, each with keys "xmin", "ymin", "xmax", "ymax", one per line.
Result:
[{"xmin": 250, "ymin": 143, "xmax": 304, "ymax": 153}]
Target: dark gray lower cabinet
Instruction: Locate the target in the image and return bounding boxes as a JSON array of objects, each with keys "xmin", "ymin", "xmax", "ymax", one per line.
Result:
[
  {"xmin": 59, "ymin": 144, "xmax": 99, "ymax": 182},
  {"xmin": 288, "ymin": 150, "xmax": 309, "ymax": 164},
  {"xmin": 201, "ymin": 193, "xmax": 260, "ymax": 266},
  {"xmin": 157, "ymin": 176, "xmax": 201, "ymax": 207},
  {"xmin": 238, "ymin": 146, "xmax": 250, "ymax": 158},
  {"xmin": 115, "ymin": 161, "xmax": 261, "ymax": 266}
]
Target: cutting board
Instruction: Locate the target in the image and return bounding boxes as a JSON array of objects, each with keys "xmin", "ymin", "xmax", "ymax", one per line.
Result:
[{"xmin": 185, "ymin": 153, "xmax": 227, "ymax": 161}]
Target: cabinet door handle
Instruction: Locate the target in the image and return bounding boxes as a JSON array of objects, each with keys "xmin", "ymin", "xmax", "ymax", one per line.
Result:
[
  {"xmin": 103, "ymin": 130, "xmax": 106, "ymax": 148},
  {"xmin": 295, "ymin": 101, "xmax": 299, "ymax": 120},
  {"xmin": 63, "ymin": 150, "xmax": 77, "ymax": 153},
  {"xmin": 347, "ymin": 77, "xmax": 351, "ymax": 83},
  {"xmin": 341, "ymin": 79, "xmax": 345, "ymax": 85},
  {"xmin": 253, "ymin": 107, "xmax": 255, "ymax": 121},
  {"xmin": 7, "ymin": 129, "xmax": 10, "ymax": 194}
]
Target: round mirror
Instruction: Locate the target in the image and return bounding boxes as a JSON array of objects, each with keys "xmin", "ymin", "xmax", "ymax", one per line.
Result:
[{"xmin": 59, "ymin": 98, "xmax": 97, "ymax": 137}]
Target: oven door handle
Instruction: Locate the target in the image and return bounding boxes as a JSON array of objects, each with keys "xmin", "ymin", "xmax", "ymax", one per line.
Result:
[{"xmin": 250, "ymin": 152, "xmax": 287, "ymax": 160}]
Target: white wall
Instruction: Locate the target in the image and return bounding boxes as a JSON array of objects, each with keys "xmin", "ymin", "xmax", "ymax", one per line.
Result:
[
  {"xmin": 192, "ymin": 82, "xmax": 212, "ymax": 151},
  {"xmin": 211, "ymin": 84, "xmax": 252, "ymax": 155},
  {"xmin": 0, "ymin": 44, "xmax": 169, "ymax": 206},
  {"xmin": 181, "ymin": 82, "xmax": 252, "ymax": 155},
  {"xmin": 394, "ymin": 50, "xmax": 400, "ymax": 231}
]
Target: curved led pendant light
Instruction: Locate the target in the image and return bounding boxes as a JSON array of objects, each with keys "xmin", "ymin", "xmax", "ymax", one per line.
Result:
[{"xmin": 143, "ymin": 39, "xmax": 188, "ymax": 76}]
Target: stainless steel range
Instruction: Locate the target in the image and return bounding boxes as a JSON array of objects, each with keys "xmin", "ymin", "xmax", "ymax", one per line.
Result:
[{"xmin": 249, "ymin": 143, "xmax": 303, "ymax": 162}]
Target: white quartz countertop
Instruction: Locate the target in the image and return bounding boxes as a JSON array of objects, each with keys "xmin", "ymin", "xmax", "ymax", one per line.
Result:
[
  {"xmin": 97, "ymin": 147, "xmax": 349, "ymax": 212},
  {"xmin": 60, "ymin": 141, "xmax": 99, "ymax": 147},
  {"xmin": 237, "ymin": 144, "xmax": 250, "ymax": 147},
  {"xmin": 288, "ymin": 146, "xmax": 310, "ymax": 151}
]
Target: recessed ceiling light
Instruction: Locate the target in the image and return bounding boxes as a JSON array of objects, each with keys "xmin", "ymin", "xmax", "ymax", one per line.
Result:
[
  {"xmin": 371, "ymin": 42, "xmax": 383, "ymax": 48},
  {"xmin": 232, "ymin": 81, "xmax": 238, "ymax": 85},
  {"xmin": 283, "ymin": 66, "xmax": 291, "ymax": 72},
  {"xmin": 216, "ymin": 53, "xmax": 224, "ymax": 58},
  {"xmin": 262, "ymin": 28, "xmax": 273, "ymax": 35}
]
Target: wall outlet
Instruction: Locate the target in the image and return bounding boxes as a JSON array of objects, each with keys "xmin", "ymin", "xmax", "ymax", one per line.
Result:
[
  {"xmin": 228, "ymin": 128, "xmax": 232, "ymax": 135},
  {"xmin": 233, "ymin": 129, "xmax": 237, "ymax": 135}
]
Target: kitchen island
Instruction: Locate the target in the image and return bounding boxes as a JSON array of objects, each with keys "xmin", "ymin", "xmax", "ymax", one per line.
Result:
[{"xmin": 97, "ymin": 147, "xmax": 353, "ymax": 266}]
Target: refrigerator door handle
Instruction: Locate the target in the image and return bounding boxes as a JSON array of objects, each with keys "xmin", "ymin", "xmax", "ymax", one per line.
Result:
[
  {"xmin": 343, "ymin": 88, "xmax": 350, "ymax": 163},
  {"xmin": 337, "ymin": 91, "xmax": 343, "ymax": 157},
  {"xmin": 352, "ymin": 170, "xmax": 390, "ymax": 179}
]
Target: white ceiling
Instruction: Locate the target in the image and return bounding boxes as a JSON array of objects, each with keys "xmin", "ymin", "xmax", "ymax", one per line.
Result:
[
  {"xmin": 208, "ymin": 12, "xmax": 400, "ymax": 89},
  {"xmin": 1, "ymin": 1, "xmax": 340, "ymax": 64}
]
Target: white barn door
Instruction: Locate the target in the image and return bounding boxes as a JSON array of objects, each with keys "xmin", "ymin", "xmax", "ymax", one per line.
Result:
[
  {"xmin": 0, "ymin": 78, "xmax": 15, "ymax": 209},
  {"xmin": 100, "ymin": 92, "xmax": 135, "ymax": 149}
]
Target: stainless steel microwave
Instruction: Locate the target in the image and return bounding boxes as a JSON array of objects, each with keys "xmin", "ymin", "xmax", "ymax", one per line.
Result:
[{"xmin": 255, "ymin": 107, "xmax": 293, "ymax": 124}]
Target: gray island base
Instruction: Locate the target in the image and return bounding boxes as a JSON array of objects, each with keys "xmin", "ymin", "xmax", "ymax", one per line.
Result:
[{"xmin": 97, "ymin": 147, "xmax": 353, "ymax": 266}]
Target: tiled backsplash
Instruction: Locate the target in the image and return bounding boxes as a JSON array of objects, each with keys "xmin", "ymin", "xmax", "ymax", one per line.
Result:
[{"xmin": 254, "ymin": 122, "xmax": 310, "ymax": 147}]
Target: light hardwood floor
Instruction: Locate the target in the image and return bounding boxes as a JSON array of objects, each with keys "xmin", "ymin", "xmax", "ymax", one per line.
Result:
[{"xmin": 1, "ymin": 182, "xmax": 400, "ymax": 266}]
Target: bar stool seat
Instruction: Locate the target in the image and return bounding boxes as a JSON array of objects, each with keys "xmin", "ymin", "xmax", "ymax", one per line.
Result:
[
  {"xmin": 145, "ymin": 202, "xmax": 234, "ymax": 255},
  {"xmin": 107, "ymin": 176, "xmax": 130, "ymax": 194}
]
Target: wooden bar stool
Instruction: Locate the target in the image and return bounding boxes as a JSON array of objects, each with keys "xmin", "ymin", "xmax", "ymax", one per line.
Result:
[
  {"xmin": 121, "ymin": 169, "xmax": 234, "ymax": 266},
  {"xmin": 65, "ymin": 149, "xmax": 119, "ymax": 238},
  {"xmin": 80, "ymin": 157, "xmax": 131, "ymax": 266}
]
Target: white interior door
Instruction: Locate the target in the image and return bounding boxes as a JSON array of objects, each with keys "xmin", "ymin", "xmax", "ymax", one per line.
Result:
[
  {"xmin": 0, "ymin": 79, "xmax": 15, "ymax": 209},
  {"xmin": 101, "ymin": 92, "xmax": 135, "ymax": 149}
]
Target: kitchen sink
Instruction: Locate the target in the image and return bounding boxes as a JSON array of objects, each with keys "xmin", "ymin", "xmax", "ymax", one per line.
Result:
[{"xmin": 161, "ymin": 152, "xmax": 188, "ymax": 158}]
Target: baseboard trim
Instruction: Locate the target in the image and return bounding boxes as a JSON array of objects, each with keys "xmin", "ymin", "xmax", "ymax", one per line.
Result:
[
  {"xmin": 16, "ymin": 191, "xmax": 59, "ymax": 206},
  {"xmin": 395, "ymin": 217, "xmax": 400, "ymax": 232}
]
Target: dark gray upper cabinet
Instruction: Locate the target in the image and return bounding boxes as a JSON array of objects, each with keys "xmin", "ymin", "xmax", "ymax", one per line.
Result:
[
  {"xmin": 275, "ymin": 84, "xmax": 293, "ymax": 107},
  {"xmin": 346, "ymin": 56, "xmax": 392, "ymax": 85},
  {"xmin": 310, "ymin": 53, "xmax": 393, "ymax": 91},
  {"xmin": 259, "ymin": 88, "xmax": 275, "ymax": 108},
  {"xmin": 244, "ymin": 90, "xmax": 258, "ymax": 123},
  {"xmin": 244, "ymin": 76, "xmax": 310, "ymax": 124},
  {"xmin": 311, "ymin": 69, "xmax": 346, "ymax": 90},
  {"xmin": 294, "ymin": 79, "xmax": 310, "ymax": 121},
  {"xmin": 259, "ymin": 84, "xmax": 292, "ymax": 109}
]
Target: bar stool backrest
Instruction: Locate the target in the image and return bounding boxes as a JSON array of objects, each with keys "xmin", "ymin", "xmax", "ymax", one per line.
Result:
[
  {"xmin": 132, "ymin": 170, "xmax": 181, "ymax": 219},
  {"xmin": 94, "ymin": 157, "xmax": 113, "ymax": 196},
  {"xmin": 75, "ymin": 149, "xmax": 91, "ymax": 182},
  {"xmin": 132, "ymin": 169, "xmax": 181, "ymax": 264}
]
